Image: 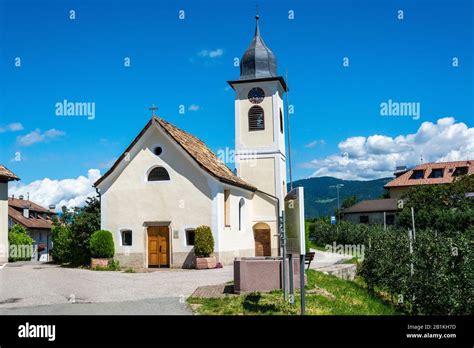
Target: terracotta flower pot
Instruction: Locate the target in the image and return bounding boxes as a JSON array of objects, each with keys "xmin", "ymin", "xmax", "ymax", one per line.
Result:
[
  {"xmin": 195, "ymin": 256, "xmax": 217, "ymax": 269},
  {"xmin": 91, "ymin": 258, "xmax": 109, "ymax": 268}
]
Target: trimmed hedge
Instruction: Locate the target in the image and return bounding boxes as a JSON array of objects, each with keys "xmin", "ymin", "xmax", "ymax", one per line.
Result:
[
  {"xmin": 89, "ymin": 230, "xmax": 115, "ymax": 259},
  {"xmin": 359, "ymin": 228, "xmax": 473, "ymax": 315},
  {"xmin": 309, "ymin": 219, "xmax": 371, "ymax": 247},
  {"xmin": 308, "ymin": 220, "xmax": 473, "ymax": 314},
  {"xmin": 194, "ymin": 225, "xmax": 214, "ymax": 258}
]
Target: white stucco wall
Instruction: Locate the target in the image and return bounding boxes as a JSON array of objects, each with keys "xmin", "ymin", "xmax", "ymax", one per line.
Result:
[
  {"xmin": 232, "ymin": 79, "xmax": 288, "ymax": 258},
  {"xmin": 98, "ymin": 125, "xmax": 215, "ymax": 266},
  {"xmin": 0, "ymin": 182, "xmax": 8, "ymax": 262},
  {"xmin": 97, "ymin": 123, "xmax": 257, "ymax": 267}
]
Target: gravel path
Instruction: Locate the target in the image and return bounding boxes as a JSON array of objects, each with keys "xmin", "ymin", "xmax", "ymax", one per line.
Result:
[{"xmin": 0, "ymin": 262, "xmax": 233, "ymax": 315}]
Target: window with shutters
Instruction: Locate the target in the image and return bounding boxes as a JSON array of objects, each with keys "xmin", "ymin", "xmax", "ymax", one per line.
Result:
[
  {"xmin": 148, "ymin": 167, "xmax": 170, "ymax": 181},
  {"xmin": 248, "ymin": 106, "xmax": 264, "ymax": 131},
  {"xmin": 224, "ymin": 189, "xmax": 230, "ymax": 226}
]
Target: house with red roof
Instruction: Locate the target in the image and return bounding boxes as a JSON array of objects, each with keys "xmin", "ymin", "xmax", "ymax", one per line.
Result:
[
  {"xmin": 8, "ymin": 196, "xmax": 56, "ymax": 261},
  {"xmin": 384, "ymin": 160, "xmax": 473, "ymax": 198},
  {"xmin": 0, "ymin": 164, "xmax": 20, "ymax": 263},
  {"xmin": 343, "ymin": 160, "xmax": 473, "ymax": 225}
]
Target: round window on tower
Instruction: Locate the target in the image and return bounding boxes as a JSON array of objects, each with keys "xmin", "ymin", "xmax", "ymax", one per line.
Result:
[{"xmin": 153, "ymin": 146, "xmax": 163, "ymax": 156}]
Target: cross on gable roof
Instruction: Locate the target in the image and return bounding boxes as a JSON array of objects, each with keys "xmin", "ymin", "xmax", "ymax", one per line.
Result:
[{"xmin": 94, "ymin": 117, "xmax": 257, "ymax": 192}]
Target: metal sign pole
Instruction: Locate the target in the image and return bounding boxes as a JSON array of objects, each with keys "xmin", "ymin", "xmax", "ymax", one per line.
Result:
[
  {"xmin": 280, "ymin": 214, "xmax": 287, "ymax": 301},
  {"xmin": 300, "ymin": 254, "xmax": 305, "ymax": 314},
  {"xmin": 288, "ymin": 254, "xmax": 294, "ymax": 304}
]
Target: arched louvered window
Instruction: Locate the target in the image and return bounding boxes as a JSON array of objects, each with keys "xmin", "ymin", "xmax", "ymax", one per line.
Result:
[
  {"xmin": 148, "ymin": 167, "xmax": 170, "ymax": 181},
  {"xmin": 279, "ymin": 109, "xmax": 284, "ymax": 134},
  {"xmin": 248, "ymin": 106, "xmax": 264, "ymax": 131}
]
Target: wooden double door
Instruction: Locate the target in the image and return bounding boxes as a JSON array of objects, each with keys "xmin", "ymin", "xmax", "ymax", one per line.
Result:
[
  {"xmin": 254, "ymin": 229, "xmax": 271, "ymax": 257},
  {"xmin": 148, "ymin": 226, "xmax": 170, "ymax": 267}
]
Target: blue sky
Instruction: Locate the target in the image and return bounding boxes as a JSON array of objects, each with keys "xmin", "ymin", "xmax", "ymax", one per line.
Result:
[{"xmin": 1, "ymin": 0, "xmax": 473, "ymax": 206}]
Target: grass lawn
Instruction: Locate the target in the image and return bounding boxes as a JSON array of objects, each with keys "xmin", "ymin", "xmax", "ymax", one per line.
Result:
[{"xmin": 187, "ymin": 269, "xmax": 400, "ymax": 315}]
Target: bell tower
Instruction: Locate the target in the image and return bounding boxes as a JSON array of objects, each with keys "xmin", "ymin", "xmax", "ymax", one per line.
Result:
[{"xmin": 227, "ymin": 15, "xmax": 288, "ymax": 216}]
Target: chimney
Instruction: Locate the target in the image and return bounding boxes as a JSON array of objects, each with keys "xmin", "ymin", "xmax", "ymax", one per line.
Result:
[
  {"xmin": 394, "ymin": 166, "xmax": 408, "ymax": 178},
  {"xmin": 19, "ymin": 194, "xmax": 24, "ymax": 200},
  {"xmin": 48, "ymin": 204, "xmax": 56, "ymax": 213},
  {"xmin": 11, "ymin": 194, "xmax": 14, "ymax": 200}
]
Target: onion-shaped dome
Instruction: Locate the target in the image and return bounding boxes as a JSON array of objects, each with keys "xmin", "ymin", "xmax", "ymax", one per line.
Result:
[{"xmin": 240, "ymin": 15, "xmax": 277, "ymax": 80}]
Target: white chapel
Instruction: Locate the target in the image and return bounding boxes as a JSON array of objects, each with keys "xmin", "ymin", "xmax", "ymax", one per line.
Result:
[{"xmin": 95, "ymin": 16, "xmax": 288, "ymax": 268}]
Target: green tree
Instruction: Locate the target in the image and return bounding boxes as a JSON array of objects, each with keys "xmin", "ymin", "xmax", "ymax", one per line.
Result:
[
  {"xmin": 396, "ymin": 175, "xmax": 474, "ymax": 235},
  {"xmin": 69, "ymin": 196, "xmax": 101, "ymax": 265},
  {"xmin": 334, "ymin": 195, "xmax": 358, "ymax": 217},
  {"xmin": 341, "ymin": 195, "xmax": 358, "ymax": 209},
  {"xmin": 51, "ymin": 224, "xmax": 72, "ymax": 264},
  {"xmin": 8, "ymin": 225, "xmax": 34, "ymax": 262}
]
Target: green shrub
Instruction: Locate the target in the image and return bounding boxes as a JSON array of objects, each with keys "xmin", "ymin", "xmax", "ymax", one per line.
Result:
[
  {"xmin": 309, "ymin": 215, "xmax": 473, "ymax": 315},
  {"xmin": 304, "ymin": 221, "xmax": 311, "ymax": 253},
  {"xmin": 8, "ymin": 225, "xmax": 34, "ymax": 262},
  {"xmin": 396, "ymin": 175, "xmax": 474, "ymax": 235},
  {"xmin": 194, "ymin": 225, "xmax": 214, "ymax": 258},
  {"xmin": 91, "ymin": 259, "xmax": 120, "ymax": 271},
  {"xmin": 51, "ymin": 224, "xmax": 72, "ymax": 264},
  {"xmin": 308, "ymin": 219, "xmax": 371, "ymax": 247},
  {"xmin": 359, "ymin": 227, "xmax": 473, "ymax": 315},
  {"xmin": 89, "ymin": 230, "xmax": 115, "ymax": 258}
]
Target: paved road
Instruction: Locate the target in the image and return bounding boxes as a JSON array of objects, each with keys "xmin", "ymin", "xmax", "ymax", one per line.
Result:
[
  {"xmin": 0, "ymin": 262, "xmax": 233, "ymax": 315},
  {"xmin": 309, "ymin": 249, "xmax": 353, "ymax": 269}
]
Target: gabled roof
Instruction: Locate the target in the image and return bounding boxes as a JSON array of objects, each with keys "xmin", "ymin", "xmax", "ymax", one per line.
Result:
[
  {"xmin": 9, "ymin": 198, "xmax": 52, "ymax": 213},
  {"xmin": 8, "ymin": 206, "xmax": 54, "ymax": 230},
  {"xmin": 0, "ymin": 164, "xmax": 19, "ymax": 181},
  {"xmin": 384, "ymin": 160, "xmax": 473, "ymax": 188},
  {"xmin": 343, "ymin": 198, "xmax": 398, "ymax": 214},
  {"xmin": 94, "ymin": 116, "xmax": 257, "ymax": 191}
]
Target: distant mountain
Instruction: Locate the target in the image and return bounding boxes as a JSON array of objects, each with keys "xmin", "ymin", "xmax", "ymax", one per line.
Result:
[{"xmin": 290, "ymin": 176, "xmax": 392, "ymax": 218}]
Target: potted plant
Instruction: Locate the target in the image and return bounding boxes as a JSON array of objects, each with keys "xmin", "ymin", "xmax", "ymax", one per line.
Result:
[
  {"xmin": 89, "ymin": 230, "xmax": 115, "ymax": 268},
  {"xmin": 194, "ymin": 225, "xmax": 216, "ymax": 269}
]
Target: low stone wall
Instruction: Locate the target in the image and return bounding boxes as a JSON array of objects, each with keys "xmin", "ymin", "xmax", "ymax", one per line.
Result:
[
  {"xmin": 234, "ymin": 257, "xmax": 303, "ymax": 293},
  {"xmin": 318, "ymin": 263, "xmax": 357, "ymax": 281},
  {"xmin": 172, "ymin": 251, "xmax": 195, "ymax": 268},
  {"xmin": 114, "ymin": 253, "xmax": 144, "ymax": 269}
]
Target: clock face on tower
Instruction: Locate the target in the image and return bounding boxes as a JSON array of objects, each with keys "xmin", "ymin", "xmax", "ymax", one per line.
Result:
[{"xmin": 248, "ymin": 87, "xmax": 265, "ymax": 104}]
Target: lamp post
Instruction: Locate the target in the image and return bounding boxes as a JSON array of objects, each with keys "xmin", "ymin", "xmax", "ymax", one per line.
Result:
[{"xmin": 330, "ymin": 184, "xmax": 344, "ymax": 223}]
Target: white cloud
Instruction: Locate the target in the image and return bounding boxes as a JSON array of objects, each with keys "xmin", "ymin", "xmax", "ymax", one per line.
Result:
[
  {"xmin": 305, "ymin": 139, "xmax": 326, "ymax": 148},
  {"xmin": 188, "ymin": 104, "xmax": 200, "ymax": 112},
  {"xmin": 17, "ymin": 128, "xmax": 65, "ymax": 146},
  {"xmin": 0, "ymin": 122, "xmax": 24, "ymax": 132},
  {"xmin": 304, "ymin": 117, "xmax": 474, "ymax": 180},
  {"xmin": 9, "ymin": 169, "xmax": 101, "ymax": 211},
  {"xmin": 197, "ymin": 48, "xmax": 224, "ymax": 58}
]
